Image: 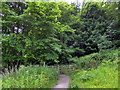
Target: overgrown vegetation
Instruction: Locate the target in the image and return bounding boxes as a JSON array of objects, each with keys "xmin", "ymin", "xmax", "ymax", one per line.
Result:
[
  {"xmin": 2, "ymin": 66, "xmax": 58, "ymax": 88},
  {"xmin": 1, "ymin": 1, "xmax": 120, "ymax": 72},
  {"xmin": 67, "ymin": 48, "xmax": 119, "ymax": 88},
  {"xmin": 72, "ymin": 48, "xmax": 119, "ymax": 70},
  {"xmin": 1, "ymin": 0, "xmax": 120, "ymax": 88},
  {"xmin": 0, "ymin": 78, "xmax": 2, "ymax": 89},
  {"xmin": 68, "ymin": 64, "xmax": 118, "ymax": 88}
]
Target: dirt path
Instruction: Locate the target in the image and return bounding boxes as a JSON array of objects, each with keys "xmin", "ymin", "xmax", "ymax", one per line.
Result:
[{"xmin": 52, "ymin": 74, "xmax": 70, "ymax": 90}]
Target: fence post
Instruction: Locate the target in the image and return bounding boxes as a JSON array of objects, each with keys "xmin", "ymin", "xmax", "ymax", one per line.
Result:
[
  {"xmin": 58, "ymin": 65, "xmax": 60, "ymax": 74},
  {"xmin": 43, "ymin": 62, "xmax": 45, "ymax": 67},
  {"xmin": 73, "ymin": 66, "xmax": 75, "ymax": 71}
]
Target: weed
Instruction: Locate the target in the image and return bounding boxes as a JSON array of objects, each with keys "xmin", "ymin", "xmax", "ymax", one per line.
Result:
[
  {"xmin": 2, "ymin": 66, "xmax": 58, "ymax": 88},
  {"xmin": 67, "ymin": 48, "xmax": 119, "ymax": 88}
]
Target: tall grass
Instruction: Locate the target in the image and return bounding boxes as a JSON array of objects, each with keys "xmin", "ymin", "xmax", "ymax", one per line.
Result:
[
  {"xmin": 67, "ymin": 48, "xmax": 119, "ymax": 88},
  {"xmin": 0, "ymin": 79, "xmax": 2, "ymax": 89},
  {"xmin": 68, "ymin": 62, "xmax": 118, "ymax": 88},
  {"xmin": 73, "ymin": 48, "xmax": 119, "ymax": 70},
  {"xmin": 2, "ymin": 66, "xmax": 59, "ymax": 88}
]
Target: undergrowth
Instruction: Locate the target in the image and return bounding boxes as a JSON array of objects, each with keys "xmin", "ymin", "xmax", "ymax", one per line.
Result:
[
  {"xmin": 2, "ymin": 66, "xmax": 59, "ymax": 88},
  {"xmin": 72, "ymin": 48, "xmax": 119, "ymax": 70},
  {"xmin": 68, "ymin": 62, "xmax": 118, "ymax": 88},
  {"xmin": 67, "ymin": 48, "xmax": 119, "ymax": 88},
  {"xmin": 0, "ymin": 78, "xmax": 2, "ymax": 89}
]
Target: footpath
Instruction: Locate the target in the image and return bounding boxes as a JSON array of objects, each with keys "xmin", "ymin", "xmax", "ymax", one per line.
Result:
[{"xmin": 52, "ymin": 74, "xmax": 71, "ymax": 90}]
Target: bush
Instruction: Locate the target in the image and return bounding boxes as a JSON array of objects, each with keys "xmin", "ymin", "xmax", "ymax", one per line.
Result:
[
  {"xmin": 68, "ymin": 62, "xmax": 118, "ymax": 88},
  {"xmin": 0, "ymin": 79, "xmax": 2, "ymax": 90},
  {"xmin": 67, "ymin": 48, "xmax": 119, "ymax": 88},
  {"xmin": 2, "ymin": 66, "xmax": 59, "ymax": 88},
  {"xmin": 73, "ymin": 48, "xmax": 119, "ymax": 69}
]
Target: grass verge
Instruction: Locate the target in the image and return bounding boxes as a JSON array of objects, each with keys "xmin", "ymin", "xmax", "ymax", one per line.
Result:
[
  {"xmin": 67, "ymin": 48, "xmax": 119, "ymax": 88},
  {"xmin": 67, "ymin": 62, "xmax": 118, "ymax": 88},
  {"xmin": 2, "ymin": 65, "xmax": 59, "ymax": 88}
]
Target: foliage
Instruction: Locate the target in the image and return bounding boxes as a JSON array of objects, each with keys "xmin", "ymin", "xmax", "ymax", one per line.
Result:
[
  {"xmin": 2, "ymin": 66, "xmax": 58, "ymax": 88},
  {"xmin": 1, "ymin": 1, "xmax": 120, "ymax": 88},
  {"xmin": 72, "ymin": 48, "xmax": 119, "ymax": 70},
  {"xmin": 2, "ymin": 2, "xmax": 62, "ymax": 71},
  {"xmin": 0, "ymin": 79, "xmax": 2, "ymax": 90},
  {"xmin": 1, "ymin": 1, "xmax": 120, "ymax": 71},
  {"xmin": 67, "ymin": 48, "xmax": 119, "ymax": 88},
  {"xmin": 68, "ymin": 63, "xmax": 118, "ymax": 88}
]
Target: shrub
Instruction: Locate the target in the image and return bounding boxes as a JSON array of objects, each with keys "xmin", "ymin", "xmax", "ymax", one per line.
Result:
[
  {"xmin": 67, "ymin": 48, "xmax": 119, "ymax": 88},
  {"xmin": 0, "ymin": 79, "xmax": 2, "ymax": 90},
  {"xmin": 73, "ymin": 48, "xmax": 119, "ymax": 69},
  {"xmin": 2, "ymin": 66, "xmax": 59, "ymax": 88},
  {"xmin": 68, "ymin": 61, "xmax": 118, "ymax": 88}
]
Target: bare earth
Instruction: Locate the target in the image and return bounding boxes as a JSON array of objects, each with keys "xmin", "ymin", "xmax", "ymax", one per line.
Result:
[{"xmin": 52, "ymin": 74, "xmax": 70, "ymax": 90}]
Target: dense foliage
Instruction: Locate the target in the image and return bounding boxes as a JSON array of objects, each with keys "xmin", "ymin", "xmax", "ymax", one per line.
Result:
[
  {"xmin": 72, "ymin": 48, "xmax": 119, "ymax": 70},
  {"xmin": 1, "ymin": 1, "xmax": 120, "ymax": 72},
  {"xmin": 68, "ymin": 63, "xmax": 118, "ymax": 88},
  {"xmin": 2, "ymin": 66, "xmax": 58, "ymax": 88},
  {"xmin": 67, "ymin": 48, "xmax": 119, "ymax": 88}
]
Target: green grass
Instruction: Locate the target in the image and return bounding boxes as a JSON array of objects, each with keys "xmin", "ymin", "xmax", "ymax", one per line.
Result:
[
  {"xmin": 72, "ymin": 48, "xmax": 119, "ymax": 70},
  {"xmin": 67, "ymin": 48, "xmax": 119, "ymax": 88},
  {"xmin": 2, "ymin": 65, "xmax": 59, "ymax": 88},
  {"xmin": 0, "ymin": 79, "xmax": 2, "ymax": 90},
  {"xmin": 68, "ymin": 63, "xmax": 118, "ymax": 88}
]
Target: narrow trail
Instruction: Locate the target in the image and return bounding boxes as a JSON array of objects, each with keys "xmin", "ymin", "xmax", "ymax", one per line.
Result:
[{"xmin": 52, "ymin": 74, "xmax": 70, "ymax": 90}]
